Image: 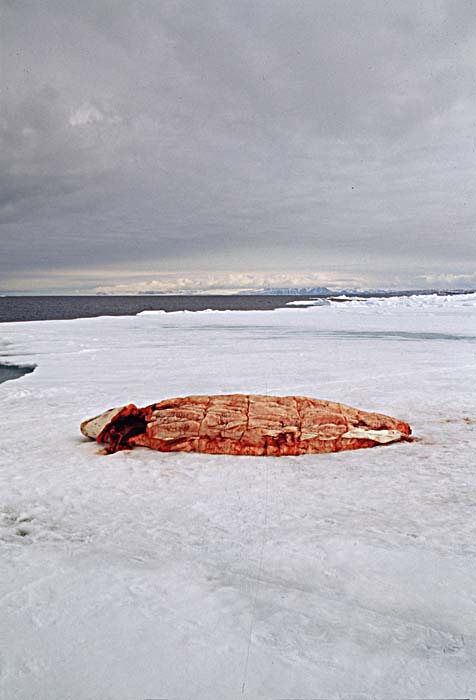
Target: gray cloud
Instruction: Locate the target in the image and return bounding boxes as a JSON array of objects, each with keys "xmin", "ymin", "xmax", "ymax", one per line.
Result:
[{"xmin": 1, "ymin": 0, "xmax": 476, "ymax": 292}]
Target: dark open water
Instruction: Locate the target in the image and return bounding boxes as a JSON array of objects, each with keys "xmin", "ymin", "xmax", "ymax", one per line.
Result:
[
  {"xmin": 0, "ymin": 291, "xmax": 473, "ymax": 323},
  {"xmin": 0, "ymin": 364, "xmax": 35, "ymax": 384},
  {"xmin": 0, "ymin": 295, "xmax": 310, "ymax": 323}
]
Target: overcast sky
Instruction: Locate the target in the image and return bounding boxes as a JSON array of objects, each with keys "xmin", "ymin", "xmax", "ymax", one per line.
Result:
[{"xmin": 1, "ymin": 0, "xmax": 476, "ymax": 293}]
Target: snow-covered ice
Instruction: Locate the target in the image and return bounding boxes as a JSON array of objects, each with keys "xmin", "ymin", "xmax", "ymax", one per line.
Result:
[{"xmin": 1, "ymin": 294, "xmax": 476, "ymax": 699}]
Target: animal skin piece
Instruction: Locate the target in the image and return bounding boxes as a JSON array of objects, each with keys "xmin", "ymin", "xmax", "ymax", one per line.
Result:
[{"xmin": 81, "ymin": 394, "xmax": 412, "ymax": 456}]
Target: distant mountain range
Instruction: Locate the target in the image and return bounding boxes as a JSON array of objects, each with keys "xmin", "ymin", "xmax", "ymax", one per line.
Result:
[
  {"xmin": 238, "ymin": 287, "xmax": 333, "ymax": 296},
  {"xmin": 111, "ymin": 287, "xmax": 476, "ymax": 297},
  {"xmin": 240, "ymin": 287, "xmax": 476, "ymax": 297}
]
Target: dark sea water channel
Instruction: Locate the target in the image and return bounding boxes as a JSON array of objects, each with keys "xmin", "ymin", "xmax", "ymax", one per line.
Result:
[
  {"xmin": 1, "ymin": 291, "xmax": 474, "ymax": 323},
  {"xmin": 0, "ymin": 295, "xmax": 307, "ymax": 322},
  {"xmin": 0, "ymin": 363, "xmax": 36, "ymax": 384}
]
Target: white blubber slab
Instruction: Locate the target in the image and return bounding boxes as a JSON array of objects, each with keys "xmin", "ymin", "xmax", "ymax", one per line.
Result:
[
  {"xmin": 79, "ymin": 405, "xmax": 125, "ymax": 439},
  {"xmin": 1, "ymin": 293, "xmax": 476, "ymax": 700},
  {"xmin": 341, "ymin": 427, "xmax": 405, "ymax": 443}
]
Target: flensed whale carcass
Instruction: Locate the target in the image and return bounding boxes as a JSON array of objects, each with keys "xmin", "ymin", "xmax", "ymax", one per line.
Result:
[{"xmin": 81, "ymin": 394, "xmax": 411, "ymax": 456}]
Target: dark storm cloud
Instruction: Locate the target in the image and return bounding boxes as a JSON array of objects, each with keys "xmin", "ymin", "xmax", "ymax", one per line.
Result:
[{"xmin": 1, "ymin": 1, "xmax": 476, "ymax": 291}]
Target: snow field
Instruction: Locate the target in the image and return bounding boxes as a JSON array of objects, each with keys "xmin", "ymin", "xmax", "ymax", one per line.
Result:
[{"xmin": 1, "ymin": 295, "xmax": 476, "ymax": 699}]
